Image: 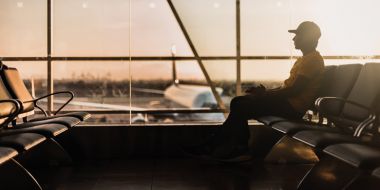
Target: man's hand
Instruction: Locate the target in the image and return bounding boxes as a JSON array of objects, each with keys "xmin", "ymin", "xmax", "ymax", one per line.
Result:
[{"xmin": 245, "ymin": 84, "xmax": 266, "ymax": 96}]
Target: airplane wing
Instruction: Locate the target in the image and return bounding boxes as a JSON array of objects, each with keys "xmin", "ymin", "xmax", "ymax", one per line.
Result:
[{"xmin": 44, "ymin": 99, "xmax": 146, "ymax": 111}]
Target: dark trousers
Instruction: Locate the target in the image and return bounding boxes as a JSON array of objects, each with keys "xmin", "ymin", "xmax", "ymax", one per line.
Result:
[{"xmin": 216, "ymin": 95, "xmax": 304, "ymax": 145}]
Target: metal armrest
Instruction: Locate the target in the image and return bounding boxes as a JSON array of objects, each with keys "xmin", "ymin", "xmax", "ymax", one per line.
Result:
[
  {"xmin": 354, "ymin": 113, "xmax": 377, "ymax": 137},
  {"xmin": 0, "ymin": 99, "xmax": 22, "ymax": 128},
  {"xmin": 315, "ymin": 97, "xmax": 371, "ymax": 118},
  {"xmin": 24, "ymin": 91, "xmax": 74, "ymax": 116}
]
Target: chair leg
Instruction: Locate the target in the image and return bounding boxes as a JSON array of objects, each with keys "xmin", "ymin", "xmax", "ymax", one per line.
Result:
[
  {"xmin": 0, "ymin": 158, "xmax": 42, "ymax": 190},
  {"xmin": 297, "ymin": 155, "xmax": 360, "ymax": 190},
  {"xmin": 264, "ymin": 135, "xmax": 319, "ymax": 164}
]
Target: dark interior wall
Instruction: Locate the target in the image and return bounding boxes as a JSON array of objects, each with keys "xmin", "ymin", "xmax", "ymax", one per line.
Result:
[{"xmin": 56, "ymin": 124, "xmax": 281, "ymax": 161}]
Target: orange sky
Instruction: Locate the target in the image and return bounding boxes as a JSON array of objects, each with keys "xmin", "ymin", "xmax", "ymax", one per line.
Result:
[{"xmin": 1, "ymin": 0, "xmax": 380, "ymax": 81}]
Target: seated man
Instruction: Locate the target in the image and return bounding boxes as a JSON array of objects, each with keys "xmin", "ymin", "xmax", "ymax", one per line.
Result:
[{"xmin": 192, "ymin": 21, "xmax": 325, "ymax": 161}]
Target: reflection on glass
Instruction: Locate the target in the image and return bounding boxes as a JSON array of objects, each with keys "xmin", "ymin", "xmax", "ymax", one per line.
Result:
[{"xmin": 0, "ymin": 0, "xmax": 47, "ymax": 56}]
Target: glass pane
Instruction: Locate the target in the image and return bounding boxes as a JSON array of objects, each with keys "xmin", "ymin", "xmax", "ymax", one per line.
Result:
[
  {"xmin": 131, "ymin": 61, "xmax": 225, "ymax": 123},
  {"xmin": 176, "ymin": 61, "xmax": 204, "ymax": 82},
  {"xmin": 53, "ymin": 0, "xmax": 130, "ymax": 56},
  {"xmin": 203, "ymin": 60, "xmax": 236, "ymax": 98},
  {"xmin": 131, "ymin": 61, "xmax": 171, "ymax": 112},
  {"xmin": 53, "ymin": 61, "xmax": 130, "ymax": 117},
  {"xmin": 241, "ymin": 0, "xmax": 293, "ymax": 56},
  {"xmin": 131, "ymin": 0, "xmax": 193, "ymax": 56},
  {"xmin": 172, "ymin": 0, "xmax": 236, "ymax": 56},
  {"xmin": 242, "ymin": 0, "xmax": 380, "ymax": 56},
  {"xmin": 0, "ymin": 0, "xmax": 47, "ymax": 56},
  {"xmin": 242, "ymin": 60, "xmax": 294, "ymax": 89},
  {"xmin": 53, "ymin": 0, "xmax": 192, "ymax": 57},
  {"xmin": 290, "ymin": 0, "xmax": 380, "ymax": 56}
]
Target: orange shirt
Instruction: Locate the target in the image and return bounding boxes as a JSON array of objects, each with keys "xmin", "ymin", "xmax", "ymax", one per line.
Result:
[{"xmin": 284, "ymin": 51, "xmax": 325, "ymax": 113}]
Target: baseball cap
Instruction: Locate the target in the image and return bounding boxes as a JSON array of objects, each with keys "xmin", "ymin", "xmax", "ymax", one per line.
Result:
[{"xmin": 288, "ymin": 21, "xmax": 321, "ymax": 39}]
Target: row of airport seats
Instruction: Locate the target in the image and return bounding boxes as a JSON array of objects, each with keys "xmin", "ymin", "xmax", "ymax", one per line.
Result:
[
  {"xmin": 0, "ymin": 62, "xmax": 91, "ymax": 189},
  {"xmin": 257, "ymin": 62, "xmax": 380, "ymax": 189}
]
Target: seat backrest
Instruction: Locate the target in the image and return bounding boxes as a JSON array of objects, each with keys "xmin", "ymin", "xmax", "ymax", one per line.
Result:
[
  {"xmin": 318, "ymin": 64, "xmax": 363, "ymax": 116},
  {"xmin": 0, "ymin": 67, "xmax": 35, "ymax": 113},
  {"xmin": 340, "ymin": 63, "xmax": 380, "ymax": 121},
  {"xmin": 0, "ymin": 77, "xmax": 18, "ymax": 118},
  {"xmin": 317, "ymin": 65, "xmax": 337, "ymax": 96}
]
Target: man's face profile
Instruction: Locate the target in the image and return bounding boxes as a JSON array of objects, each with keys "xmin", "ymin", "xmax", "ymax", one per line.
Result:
[
  {"xmin": 292, "ymin": 33, "xmax": 309, "ymax": 50},
  {"xmin": 289, "ymin": 21, "xmax": 321, "ymax": 51}
]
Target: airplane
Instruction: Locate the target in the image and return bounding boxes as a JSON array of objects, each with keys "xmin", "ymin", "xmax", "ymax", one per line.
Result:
[{"xmin": 33, "ymin": 45, "xmax": 226, "ymax": 123}]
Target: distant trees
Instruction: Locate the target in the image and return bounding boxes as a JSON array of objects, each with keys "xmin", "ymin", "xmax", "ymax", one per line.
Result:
[{"xmin": 24, "ymin": 79, "xmax": 282, "ymax": 98}]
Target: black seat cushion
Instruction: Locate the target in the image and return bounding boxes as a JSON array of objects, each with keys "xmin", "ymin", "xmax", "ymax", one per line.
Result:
[
  {"xmin": 0, "ymin": 147, "xmax": 18, "ymax": 165},
  {"xmin": 29, "ymin": 111, "xmax": 91, "ymax": 122},
  {"xmin": 293, "ymin": 130, "xmax": 358, "ymax": 149},
  {"xmin": 18, "ymin": 116, "xmax": 81, "ymax": 128},
  {"xmin": 256, "ymin": 116, "xmax": 288, "ymax": 126},
  {"xmin": 271, "ymin": 120, "xmax": 340, "ymax": 135},
  {"xmin": 0, "ymin": 133, "xmax": 46, "ymax": 152},
  {"xmin": 2, "ymin": 123, "xmax": 68, "ymax": 137},
  {"xmin": 324, "ymin": 143, "xmax": 380, "ymax": 170}
]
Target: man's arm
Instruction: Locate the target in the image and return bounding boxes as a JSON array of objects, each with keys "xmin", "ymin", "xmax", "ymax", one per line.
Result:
[{"xmin": 264, "ymin": 75, "xmax": 310, "ymax": 98}]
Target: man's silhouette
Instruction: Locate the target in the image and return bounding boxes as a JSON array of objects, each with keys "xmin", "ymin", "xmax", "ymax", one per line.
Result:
[{"xmin": 190, "ymin": 21, "xmax": 325, "ymax": 161}]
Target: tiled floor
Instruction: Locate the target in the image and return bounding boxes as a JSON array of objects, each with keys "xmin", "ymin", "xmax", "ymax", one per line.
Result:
[{"xmin": 33, "ymin": 159, "xmax": 312, "ymax": 190}]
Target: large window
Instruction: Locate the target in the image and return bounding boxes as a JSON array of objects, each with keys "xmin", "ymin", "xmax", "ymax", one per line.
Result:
[
  {"xmin": 1, "ymin": 0, "xmax": 380, "ymax": 124},
  {"xmin": 0, "ymin": 0, "xmax": 46, "ymax": 56}
]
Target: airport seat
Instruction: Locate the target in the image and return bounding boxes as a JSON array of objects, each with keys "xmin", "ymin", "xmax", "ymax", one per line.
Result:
[
  {"xmin": 271, "ymin": 120, "xmax": 340, "ymax": 135},
  {"xmin": 293, "ymin": 130, "xmax": 360, "ymax": 149},
  {"xmin": 0, "ymin": 133, "xmax": 46, "ymax": 152},
  {"xmin": 0, "ymin": 67, "xmax": 86, "ymax": 128},
  {"xmin": 2, "ymin": 123, "xmax": 68, "ymax": 138},
  {"xmin": 271, "ymin": 64, "xmax": 362, "ymax": 135},
  {"xmin": 0, "ymin": 64, "xmax": 90, "ymax": 125},
  {"xmin": 345, "ymin": 167, "xmax": 380, "ymax": 190},
  {"xmin": 0, "ymin": 91, "xmax": 68, "ymax": 152},
  {"xmin": 256, "ymin": 66, "xmax": 341, "ymax": 127},
  {"xmin": 291, "ymin": 63, "xmax": 380, "ymax": 150},
  {"xmin": 324, "ymin": 143, "xmax": 380, "ymax": 169},
  {"xmin": 0, "ymin": 147, "xmax": 18, "ymax": 165},
  {"xmin": 14, "ymin": 116, "xmax": 80, "ymax": 129},
  {"xmin": 297, "ymin": 142, "xmax": 380, "ymax": 189},
  {"xmin": 256, "ymin": 115, "xmax": 288, "ymax": 126}
]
